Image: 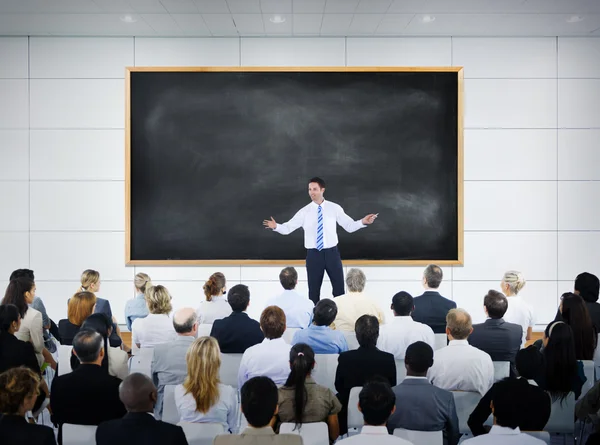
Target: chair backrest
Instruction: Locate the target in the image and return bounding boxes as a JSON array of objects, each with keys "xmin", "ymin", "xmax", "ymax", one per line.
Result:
[
  {"xmin": 197, "ymin": 324, "xmax": 213, "ymax": 337},
  {"xmin": 581, "ymin": 360, "xmax": 595, "ymax": 398},
  {"xmin": 347, "ymin": 386, "xmax": 364, "ymax": 430},
  {"xmin": 58, "ymin": 345, "xmax": 73, "ymax": 376},
  {"xmin": 434, "ymin": 334, "xmax": 447, "ymax": 350},
  {"xmin": 523, "ymin": 431, "xmax": 551, "ymax": 444},
  {"xmin": 395, "ymin": 359, "xmax": 406, "ymax": 384},
  {"xmin": 280, "ymin": 422, "xmax": 329, "ymax": 445},
  {"xmin": 283, "ymin": 328, "xmax": 301, "ymax": 344},
  {"xmin": 178, "ymin": 422, "xmax": 225, "ymax": 445},
  {"xmin": 219, "ymin": 353, "xmax": 244, "ymax": 388},
  {"xmin": 312, "ymin": 354, "xmax": 339, "ymax": 392},
  {"xmin": 545, "ymin": 393, "xmax": 575, "ymax": 434},
  {"xmin": 493, "ymin": 361, "xmax": 510, "ymax": 382},
  {"xmin": 62, "ymin": 424, "xmax": 97, "ymax": 445},
  {"xmin": 343, "ymin": 331, "xmax": 359, "ymax": 350},
  {"xmin": 128, "ymin": 348, "xmax": 154, "ymax": 377},
  {"xmin": 162, "ymin": 384, "xmax": 179, "ymax": 425},
  {"xmin": 393, "ymin": 428, "xmax": 443, "ymax": 445},
  {"xmin": 451, "ymin": 391, "xmax": 482, "ymax": 434}
]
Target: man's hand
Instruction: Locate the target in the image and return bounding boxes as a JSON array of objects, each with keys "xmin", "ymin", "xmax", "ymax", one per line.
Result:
[
  {"xmin": 263, "ymin": 217, "xmax": 277, "ymax": 229},
  {"xmin": 362, "ymin": 213, "xmax": 378, "ymax": 225}
]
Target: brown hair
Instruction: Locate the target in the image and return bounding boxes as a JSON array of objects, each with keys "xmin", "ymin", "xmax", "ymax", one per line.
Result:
[
  {"xmin": 446, "ymin": 308, "xmax": 472, "ymax": 340},
  {"xmin": 203, "ymin": 272, "xmax": 226, "ymax": 302},
  {"xmin": 0, "ymin": 367, "xmax": 40, "ymax": 414},
  {"xmin": 2, "ymin": 278, "xmax": 34, "ymax": 318},
  {"xmin": 68, "ymin": 291, "xmax": 97, "ymax": 326},
  {"xmin": 260, "ymin": 306, "xmax": 286, "ymax": 339}
]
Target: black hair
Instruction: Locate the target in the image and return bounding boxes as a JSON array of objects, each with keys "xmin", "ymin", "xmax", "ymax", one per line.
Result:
[
  {"xmin": 492, "ymin": 379, "xmax": 525, "ymax": 428},
  {"xmin": 9, "ymin": 269, "xmax": 35, "ymax": 281},
  {"xmin": 0, "ymin": 304, "xmax": 20, "ymax": 333},
  {"xmin": 405, "ymin": 341, "xmax": 434, "ymax": 374},
  {"xmin": 227, "ymin": 284, "xmax": 250, "ymax": 312},
  {"xmin": 561, "ymin": 292, "xmax": 597, "ymax": 360},
  {"xmin": 543, "ymin": 321, "xmax": 578, "ymax": 402},
  {"xmin": 73, "ymin": 329, "xmax": 103, "ymax": 364},
  {"xmin": 2, "ymin": 278, "xmax": 34, "ymax": 318},
  {"xmin": 355, "ymin": 315, "xmax": 379, "ymax": 348},
  {"xmin": 308, "ymin": 177, "xmax": 326, "ymax": 189},
  {"xmin": 313, "ymin": 299, "xmax": 337, "ymax": 326},
  {"xmin": 279, "ymin": 267, "xmax": 298, "ymax": 290},
  {"xmin": 515, "ymin": 346, "xmax": 544, "ymax": 380},
  {"xmin": 575, "ymin": 272, "xmax": 600, "ymax": 303},
  {"xmin": 71, "ymin": 313, "xmax": 111, "ymax": 373},
  {"xmin": 391, "ymin": 291, "xmax": 413, "ymax": 316},
  {"xmin": 241, "ymin": 377, "xmax": 278, "ymax": 428},
  {"xmin": 283, "ymin": 343, "xmax": 315, "ymax": 429},
  {"xmin": 483, "ymin": 290, "xmax": 508, "ymax": 319},
  {"xmin": 359, "ymin": 380, "xmax": 396, "ymax": 426}
]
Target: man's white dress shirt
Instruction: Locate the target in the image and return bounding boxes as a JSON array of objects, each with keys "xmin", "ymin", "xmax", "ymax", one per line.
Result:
[
  {"xmin": 462, "ymin": 426, "xmax": 545, "ymax": 444},
  {"xmin": 266, "ymin": 289, "xmax": 314, "ymax": 329},
  {"xmin": 502, "ymin": 296, "xmax": 535, "ymax": 347},
  {"xmin": 237, "ymin": 337, "xmax": 292, "ymax": 388},
  {"xmin": 377, "ymin": 316, "xmax": 435, "ymax": 360},
  {"xmin": 335, "ymin": 426, "xmax": 413, "ymax": 445}
]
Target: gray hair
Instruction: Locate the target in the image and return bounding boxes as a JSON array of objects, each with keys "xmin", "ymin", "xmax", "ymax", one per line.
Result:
[
  {"xmin": 424, "ymin": 264, "xmax": 443, "ymax": 289},
  {"xmin": 346, "ymin": 268, "xmax": 366, "ymax": 293},
  {"xmin": 502, "ymin": 270, "xmax": 526, "ymax": 295}
]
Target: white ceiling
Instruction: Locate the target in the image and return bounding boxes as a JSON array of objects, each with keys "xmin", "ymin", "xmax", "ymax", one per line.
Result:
[{"xmin": 0, "ymin": 0, "xmax": 599, "ymax": 37}]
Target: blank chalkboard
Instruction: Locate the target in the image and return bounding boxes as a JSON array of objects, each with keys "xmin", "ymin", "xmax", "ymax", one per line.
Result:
[{"xmin": 126, "ymin": 68, "xmax": 463, "ymax": 265}]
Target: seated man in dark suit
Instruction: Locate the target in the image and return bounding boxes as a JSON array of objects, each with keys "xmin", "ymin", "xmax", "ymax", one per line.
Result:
[
  {"xmin": 335, "ymin": 314, "xmax": 396, "ymax": 435},
  {"xmin": 412, "ymin": 265, "xmax": 457, "ymax": 333},
  {"xmin": 51, "ymin": 330, "xmax": 126, "ymax": 432},
  {"xmin": 210, "ymin": 284, "xmax": 264, "ymax": 353},
  {"xmin": 468, "ymin": 290, "xmax": 522, "ymax": 376},
  {"xmin": 96, "ymin": 373, "xmax": 188, "ymax": 445}
]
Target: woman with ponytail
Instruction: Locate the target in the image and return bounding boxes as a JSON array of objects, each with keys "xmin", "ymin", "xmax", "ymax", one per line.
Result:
[
  {"xmin": 501, "ymin": 270, "xmax": 534, "ymax": 347},
  {"xmin": 124, "ymin": 273, "xmax": 152, "ymax": 330},
  {"xmin": 278, "ymin": 343, "xmax": 341, "ymax": 443},
  {"xmin": 196, "ymin": 272, "xmax": 230, "ymax": 324}
]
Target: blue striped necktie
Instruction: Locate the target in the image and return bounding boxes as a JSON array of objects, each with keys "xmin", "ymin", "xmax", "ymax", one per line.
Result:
[{"xmin": 316, "ymin": 205, "xmax": 324, "ymax": 251}]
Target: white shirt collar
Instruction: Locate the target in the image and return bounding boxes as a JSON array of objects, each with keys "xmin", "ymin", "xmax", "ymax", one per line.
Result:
[
  {"xmin": 360, "ymin": 426, "xmax": 390, "ymax": 435},
  {"xmin": 391, "ymin": 316, "xmax": 414, "ymax": 323},
  {"xmin": 404, "ymin": 376, "xmax": 428, "ymax": 380},
  {"xmin": 309, "ymin": 199, "xmax": 326, "ymax": 208},
  {"xmin": 448, "ymin": 339, "xmax": 470, "ymax": 346},
  {"xmin": 261, "ymin": 337, "xmax": 287, "ymax": 345},
  {"xmin": 489, "ymin": 425, "xmax": 521, "ymax": 435}
]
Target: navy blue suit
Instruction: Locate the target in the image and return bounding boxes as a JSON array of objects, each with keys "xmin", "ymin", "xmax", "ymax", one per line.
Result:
[
  {"xmin": 468, "ymin": 318, "xmax": 522, "ymax": 376},
  {"xmin": 412, "ymin": 291, "xmax": 457, "ymax": 334},
  {"xmin": 210, "ymin": 311, "xmax": 264, "ymax": 353}
]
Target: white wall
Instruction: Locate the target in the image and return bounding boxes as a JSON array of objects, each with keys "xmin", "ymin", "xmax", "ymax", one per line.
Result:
[{"xmin": 1, "ymin": 36, "xmax": 599, "ymax": 327}]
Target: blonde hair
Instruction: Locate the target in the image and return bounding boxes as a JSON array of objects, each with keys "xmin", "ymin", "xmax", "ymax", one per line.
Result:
[
  {"xmin": 80, "ymin": 269, "xmax": 100, "ymax": 292},
  {"xmin": 134, "ymin": 273, "xmax": 152, "ymax": 294},
  {"xmin": 144, "ymin": 285, "xmax": 172, "ymax": 315},
  {"xmin": 502, "ymin": 270, "xmax": 526, "ymax": 296},
  {"xmin": 446, "ymin": 308, "xmax": 472, "ymax": 340},
  {"xmin": 183, "ymin": 337, "xmax": 221, "ymax": 413},
  {"xmin": 68, "ymin": 291, "xmax": 97, "ymax": 326},
  {"xmin": 203, "ymin": 272, "xmax": 226, "ymax": 302}
]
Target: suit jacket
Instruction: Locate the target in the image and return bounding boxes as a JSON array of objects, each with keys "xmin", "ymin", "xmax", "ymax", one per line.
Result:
[
  {"xmin": 58, "ymin": 319, "xmax": 121, "ymax": 348},
  {"xmin": 51, "ymin": 364, "xmax": 126, "ymax": 427},
  {"xmin": 0, "ymin": 414, "xmax": 56, "ymax": 445},
  {"xmin": 96, "ymin": 412, "xmax": 188, "ymax": 445},
  {"xmin": 468, "ymin": 318, "xmax": 522, "ymax": 376},
  {"xmin": 210, "ymin": 311, "xmax": 264, "ymax": 353},
  {"xmin": 95, "ymin": 297, "xmax": 113, "ymax": 319},
  {"xmin": 214, "ymin": 426, "xmax": 302, "ymax": 445},
  {"xmin": 0, "ymin": 331, "xmax": 41, "ymax": 374},
  {"xmin": 412, "ymin": 291, "xmax": 457, "ymax": 334},
  {"xmin": 387, "ymin": 378, "xmax": 459, "ymax": 445}
]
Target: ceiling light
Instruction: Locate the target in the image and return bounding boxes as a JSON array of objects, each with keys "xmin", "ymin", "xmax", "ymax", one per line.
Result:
[
  {"xmin": 421, "ymin": 15, "xmax": 436, "ymax": 23},
  {"xmin": 566, "ymin": 15, "xmax": 584, "ymax": 23},
  {"xmin": 120, "ymin": 14, "xmax": 137, "ymax": 23},
  {"xmin": 269, "ymin": 15, "xmax": 286, "ymax": 24}
]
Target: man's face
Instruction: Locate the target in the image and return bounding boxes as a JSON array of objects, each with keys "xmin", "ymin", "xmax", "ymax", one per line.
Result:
[{"xmin": 308, "ymin": 182, "xmax": 324, "ymax": 202}]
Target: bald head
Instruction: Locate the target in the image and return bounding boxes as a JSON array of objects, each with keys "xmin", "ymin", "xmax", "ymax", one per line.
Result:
[
  {"xmin": 446, "ymin": 308, "xmax": 473, "ymax": 340},
  {"xmin": 119, "ymin": 373, "xmax": 157, "ymax": 412},
  {"xmin": 173, "ymin": 307, "xmax": 198, "ymax": 336}
]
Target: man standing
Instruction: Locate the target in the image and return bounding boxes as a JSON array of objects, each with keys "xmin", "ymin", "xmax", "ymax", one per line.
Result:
[{"xmin": 263, "ymin": 177, "xmax": 377, "ymax": 304}]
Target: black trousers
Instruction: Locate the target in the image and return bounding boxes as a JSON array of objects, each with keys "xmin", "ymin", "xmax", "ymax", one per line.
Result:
[{"xmin": 306, "ymin": 246, "xmax": 345, "ymax": 305}]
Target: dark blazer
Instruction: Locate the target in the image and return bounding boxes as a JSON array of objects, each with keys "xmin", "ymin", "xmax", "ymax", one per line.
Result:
[
  {"xmin": 96, "ymin": 412, "xmax": 188, "ymax": 445},
  {"xmin": 412, "ymin": 291, "xmax": 457, "ymax": 334},
  {"xmin": 51, "ymin": 364, "xmax": 126, "ymax": 427},
  {"xmin": 95, "ymin": 298, "xmax": 113, "ymax": 320},
  {"xmin": 387, "ymin": 378, "xmax": 459, "ymax": 445},
  {"xmin": 58, "ymin": 319, "xmax": 121, "ymax": 348},
  {"xmin": 0, "ymin": 414, "xmax": 56, "ymax": 445},
  {"xmin": 0, "ymin": 331, "xmax": 41, "ymax": 374},
  {"xmin": 468, "ymin": 318, "xmax": 522, "ymax": 376},
  {"xmin": 210, "ymin": 311, "xmax": 264, "ymax": 353},
  {"xmin": 468, "ymin": 378, "xmax": 551, "ymax": 436}
]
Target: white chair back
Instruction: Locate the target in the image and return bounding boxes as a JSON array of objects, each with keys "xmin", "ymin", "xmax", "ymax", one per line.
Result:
[
  {"xmin": 163, "ymin": 384, "xmax": 179, "ymax": 425},
  {"xmin": 434, "ymin": 334, "xmax": 447, "ymax": 350},
  {"xmin": 128, "ymin": 348, "xmax": 154, "ymax": 377},
  {"xmin": 393, "ymin": 428, "xmax": 443, "ymax": 445},
  {"xmin": 545, "ymin": 393, "xmax": 575, "ymax": 434},
  {"xmin": 493, "ymin": 361, "xmax": 510, "ymax": 382},
  {"xmin": 343, "ymin": 332, "xmax": 359, "ymax": 350},
  {"xmin": 58, "ymin": 345, "xmax": 74, "ymax": 376},
  {"xmin": 312, "ymin": 354, "xmax": 338, "ymax": 392},
  {"xmin": 451, "ymin": 391, "xmax": 482, "ymax": 434},
  {"xmin": 178, "ymin": 422, "xmax": 225, "ymax": 445},
  {"xmin": 581, "ymin": 360, "xmax": 595, "ymax": 398},
  {"xmin": 280, "ymin": 422, "xmax": 329, "ymax": 445},
  {"xmin": 395, "ymin": 359, "xmax": 406, "ymax": 384},
  {"xmin": 283, "ymin": 328, "xmax": 301, "ymax": 344},
  {"xmin": 62, "ymin": 424, "xmax": 97, "ymax": 445},
  {"xmin": 347, "ymin": 386, "xmax": 363, "ymax": 430},
  {"xmin": 219, "ymin": 353, "xmax": 244, "ymax": 388},
  {"xmin": 197, "ymin": 324, "xmax": 213, "ymax": 337},
  {"xmin": 523, "ymin": 431, "xmax": 551, "ymax": 444}
]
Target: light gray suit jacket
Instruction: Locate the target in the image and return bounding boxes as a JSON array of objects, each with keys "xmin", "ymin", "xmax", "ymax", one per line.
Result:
[
  {"xmin": 151, "ymin": 335, "xmax": 196, "ymax": 419},
  {"xmin": 213, "ymin": 427, "xmax": 303, "ymax": 445}
]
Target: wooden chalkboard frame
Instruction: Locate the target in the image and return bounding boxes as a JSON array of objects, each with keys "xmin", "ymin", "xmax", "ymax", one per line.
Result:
[{"xmin": 125, "ymin": 66, "xmax": 464, "ymax": 266}]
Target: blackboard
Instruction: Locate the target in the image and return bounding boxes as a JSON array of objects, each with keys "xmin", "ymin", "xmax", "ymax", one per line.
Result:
[{"xmin": 126, "ymin": 68, "xmax": 463, "ymax": 264}]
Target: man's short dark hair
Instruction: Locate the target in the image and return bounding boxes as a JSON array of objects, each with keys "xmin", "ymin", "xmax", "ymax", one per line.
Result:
[
  {"xmin": 309, "ymin": 177, "xmax": 325, "ymax": 189},
  {"xmin": 515, "ymin": 346, "xmax": 544, "ymax": 380},
  {"xmin": 484, "ymin": 290, "xmax": 508, "ymax": 319},
  {"xmin": 173, "ymin": 311, "xmax": 196, "ymax": 334},
  {"xmin": 359, "ymin": 380, "xmax": 396, "ymax": 426},
  {"xmin": 279, "ymin": 267, "xmax": 298, "ymax": 290},
  {"xmin": 241, "ymin": 377, "xmax": 278, "ymax": 428},
  {"xmin": 73, "ymin": 330, "xmax": 103, "ymax": 364},
  {"xmin": 355, "ymin": 315, "xmax": 379, "ymax": 348},
  {"xmin": 260, "ymin": 306, "xmax": 286, "ymax": 339},
  {"xmin": 227, "ymin": 284, "xmax": 250, "ymax": 312},
  {"xmin": 423, "ymin": 264, "xmax": 443, "ymax": 289},
  {"xmin": 491, "ymin": 379, "xmax": 524, "ymax": 429},
  {"xmin": 9, "ymin": 269, "xmax": 34, "ymax": 281},
  {"xmin": 313, "ymin": 299, "xmax": 337, "ymax": 326},
  {"xmin": 575, "ymin": 272, "xmax": 600, "ymax": 303},
  {"xmin": 391, "ymin": 291, "xmax": 414, "ymax": 316},
  {"xmin": 405, "ymin": 341, "xmax": 434, "ymax": 374}
]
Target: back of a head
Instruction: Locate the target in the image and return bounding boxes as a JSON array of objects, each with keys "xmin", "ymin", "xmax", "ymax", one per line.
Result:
[
  {"xmin": 184, "ymin": 336, "xmax": 221, "ymax": 413},
  {"xmin": 134, "ymin": 272, "xmax": 152, "ymax": 295},
  {"xmin": 80, "ymin": 269, "xmax": 100, "ymax": 291},
  {"xmin": 227, "ymin": 284, "xmax": 250, "ymax": 312},
  {"xmin": 560, "ymin": 292, "xmax": 595, "ymax": 360},
  {"xmin": 0, "ymin": 367, "xmax": 40, "ymax": 415},
  {"xmin": 203, "ymin": 272, "xmax": 226, "ymax": 301},
  {"xmin": 446, "ymin": 308, "xmax": 472, "ymax": 340},
  {"xmin": 575, "ymin": 272, "xmax": 600, "ymax": 303},
  {"xmin": 313, "ymin": 299, "xmax": 337, "ymax": 326},
  {"xmin": 2, "ymin": 277, "xmax": 34, "ymax": 318},
  {"xmin": 73, "ymin": 329, "xmax": 103, "ymax": 364},
  {"xmin": 346, "ymin": 268, "xmax": 366, "ymax": 293},
  {"xmin": 77, "ymin": 313, "xmax": 111, "ymax": 372},
  {"xmin": 543, "ymin": 321, "xmax": 577, "ymax": 401},
  {"xmin": 392, "ymin": 291, "xmax": 414, "ymax": 316},
  {"xmin": 68, "ymin": 291, "xmax": 97, "ymax": 326},
  {"xmin": 405, "ymin": 341, "xmax": 434, "ymax": 375},
  {"xmin": 423, "ymin": 264, "xmax": 443, "ymax": 289},
  {"xmin": 260, "ymin": 306, "xmax": 286, "ymax": 339},
  {"xmin": 241, "ymin": 376, "xmax": 278, "ymax": 428},
  {"xmin": 484, "ymin": 290, "xmax": 508, "ymax": 319},
  {"xmin": 355, "ymin": 315, "xmax": 379, "ymax": 348},
  {"xmin": 285, "ymin": 343, "xmax": 316, "ymax": 427},
  {"xmin": 145, "ymin": 285, "xmax": 173, "ymax": 315},
  {"xmin": 515, "ymin": 345, "xmax": 544, "ymax": 380},
  {"xmin": 491, "ymin": 379, "xmax": 525, "ymax": 429},
  {"xmin": 0, "ymin": 304, "xmax": 20, "ymax": 333},
  {"xmin": 173, "ymin": 307, "xmax": 197, "ymax": 334},
  {"xmin": 502, "ymin": 270, "xmax": 526, "ymax": 295},
  {"xmin": 279, "ymin": 267, "xmax": 298, "ymax": 291},
  {"xmin": 120, "ymin": 373, "xmax": 156, "ymax": 412},
  {"xmin": 359, "ymin": 380, "xmax": 396, "ymax": 426},
  {"xmin": 9, "ymin": 269, "xmax": 34, "ymax": 281}
]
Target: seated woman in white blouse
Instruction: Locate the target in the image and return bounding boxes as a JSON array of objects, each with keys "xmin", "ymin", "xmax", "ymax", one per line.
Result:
[
  {"xmin": 196, "ymin": 272, "xmax": 231, "ymax": 325},
  {"xmin": 131, "ymin": 285, "xmax": 177, "ymax": 348},
  {"xmin": 175, "ymin": 336, "xmax": 238, "ymax": 433}
]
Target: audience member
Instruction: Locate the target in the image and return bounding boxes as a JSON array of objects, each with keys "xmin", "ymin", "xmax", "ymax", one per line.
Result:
[
  {"xmin": 0, "ymin": 367, "xmax": 56, "ymax": 445},
  {"xmin": 333, "ymin": 269, "xmax": 386, "ymax": 331},
  {"xmin": 468, "ymin": 290, "xmax": 522, "ymax": 376},
  {"xmin": 556, "ymin": 272, "xmax": 600, "ymax": 334},
  {"xmin": 500, "ymin": 270, "xmax": 534, "ymax": 346},
  {"xmin": 124, "ymin": 273, "xmax": 152, "ymax": 331},
  {"xmin": 278, "ymin": 343, "xmax": 341, "ymax": 442},
  {"xmin": 462, "ymin": 380, "xmax": 546, "ymax": 444},
  {"xmin": 266, "ymin": 267, "xmax": 314, "ymax": 329},
  {"xmin": 387, "ymin": 341, "xmax": 459, "ymax": 445},
  {"xmin": 132, "ymin": 285, "xmax": 177, "ymax": 348},
  {"xmin": 238, "ymin": 306, "xmax": 291, "ymax": 388},
  {"xmin": 214, "ymin": 377, "xmax": 303, "ymax": 445},
  {"xmin": 197, "ymin": 272, "xmax": 231, "ymax": 325},
  {"xmin": 335, "ymin": 315, "xmax": 396, "ymax": 434},
  {"xmin": 59, "ymin": 291, "xmax": 100, "ymax": 345},
  {"xmin": 377, "ymin": 291, "xmax": 435, "ymax": 359},
  {"xmin": 210, "ymin": 284, "xmax": 264, "ymax": 353},
  {"xmin": 468, "ymin": 346, "xmax": 551, "ymax": 437},
  {"xmin": 336, "ymin": 380, "xmax": 412, "ymax": 445},
  {"xmin": 96, "ymin": 373, "xmax": 188, "ymax": 445},
  {"xmin": 576, "ymin": 379, "xmax": 600, "ymax": 436},
  {"xmin": 428, "ymin": 309, "xmax": 494, "ymax": 395},
  {"xmin": 151, "ymin": 307, "xmax": 198, "ymax": 418},
  {"xmin": 79, "ymin": 269, "xmax": 113, "ymax": 318},
  {"xmin": 557, "ymin": 292, "xmax": 597, "ymax": 360},
  {"xmin": 412, "ymin": 265, "xmax": 456, "ymax": 334},
  {"xmin": 292, "ymin": 299, "xmax": 348, "ymax": 353}
]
